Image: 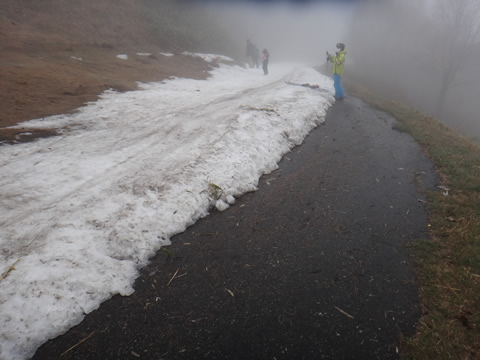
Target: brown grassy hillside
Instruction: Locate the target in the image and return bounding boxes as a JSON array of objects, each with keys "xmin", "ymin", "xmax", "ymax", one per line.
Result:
[{"xmin": 0, "ymin": 0, "xmax": 229, "ymax": 143}]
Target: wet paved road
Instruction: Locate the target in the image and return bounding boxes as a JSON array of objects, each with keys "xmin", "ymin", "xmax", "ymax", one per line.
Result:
[{"xmin": 34, "ymin": 96, "xmax": 438, "ymax": 360}]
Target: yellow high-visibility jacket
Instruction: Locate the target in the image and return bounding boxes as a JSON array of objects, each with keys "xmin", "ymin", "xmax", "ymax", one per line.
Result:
[{"xmin": 330, "ymin": 50, "xmax": 346, "ymax": 75}]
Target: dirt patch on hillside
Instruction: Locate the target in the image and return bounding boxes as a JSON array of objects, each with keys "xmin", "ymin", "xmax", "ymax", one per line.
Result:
[
  {"xmin": 0, "ymin": 45, "xmax": 215, "ymax": 144},
  {"xmin": 0, "ymin": 0, "xmax": 229, "ymax": 145}
]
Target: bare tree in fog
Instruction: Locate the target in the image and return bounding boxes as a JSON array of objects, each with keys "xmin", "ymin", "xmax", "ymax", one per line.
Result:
[
  {"xmin": 347, "ymin": 0, "xmax": 480, "ymax": 139},
  {"xmin": 432, "ymin": 0, "xmax": 480, "ymax": 116}
]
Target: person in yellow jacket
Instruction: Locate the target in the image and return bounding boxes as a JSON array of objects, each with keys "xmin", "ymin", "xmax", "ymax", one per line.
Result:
[{"xmin": 327, "ymin": 43, "xmax": 346, "ymax": 100}]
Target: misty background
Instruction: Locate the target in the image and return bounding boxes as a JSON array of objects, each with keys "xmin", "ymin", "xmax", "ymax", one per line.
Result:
[
  {"xmin": 192, "ymin": 0, "xmax": 480, "ymax": 140},
  {"xmin": 347, "ymin": 0, "xmax": 480, "ymax": 140},
  {"xmin": 3, "ymin": 0, "xmax": 478, "ymax": 140}
]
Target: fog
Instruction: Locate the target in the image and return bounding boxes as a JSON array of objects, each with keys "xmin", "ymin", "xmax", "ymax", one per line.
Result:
[
  {"xmin": 177, "ymin": 0, "xmax": 480, "ymax": 139},
  {"xmin": 346, "ymin": 0, "xmax": 480, "ymax": 140},
  {"xmin": 188, "ymin": 0, "xmax": 480, "ymax": 140},
  {"xmin": 193, "ymin": 1, "xmax": 357, "ymax": 63}
]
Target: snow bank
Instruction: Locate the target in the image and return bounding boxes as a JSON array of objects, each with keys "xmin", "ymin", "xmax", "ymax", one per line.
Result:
[{"xmin": 0, "ymin": 57, "xmax": 333, "ymax": 359}]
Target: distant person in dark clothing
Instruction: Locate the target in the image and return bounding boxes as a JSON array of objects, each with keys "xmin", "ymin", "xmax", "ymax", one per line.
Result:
[
  {"xmin": 252, "ymin": 44, "xmax": 260, "ymax": 68},
  {"xmin": 262, "ymin": 49, "xmax": 269, "ymax": 75},
  {"xmin": 246, "ymin": 39, "xmax": 255, "ymax": 68}
]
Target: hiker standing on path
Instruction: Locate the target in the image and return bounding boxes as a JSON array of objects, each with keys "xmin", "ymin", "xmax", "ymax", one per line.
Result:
[
  {"xmin": 262, "ymin": 48, "xmax": 269, "ymax": 75},
  {"xmin": 327, "ymin": 42, "xmax": 346, "ymax": 100}
]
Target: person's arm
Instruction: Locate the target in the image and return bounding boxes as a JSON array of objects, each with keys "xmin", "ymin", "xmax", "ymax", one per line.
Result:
[{"xmin": 336, "ymin": 53, "xmax": 345, "ymax": 65}]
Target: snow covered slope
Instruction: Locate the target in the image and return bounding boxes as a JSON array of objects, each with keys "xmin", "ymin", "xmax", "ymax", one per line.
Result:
[{"xmin": 0, "ymin": 59, "xmax": 333, "ymax": 359}]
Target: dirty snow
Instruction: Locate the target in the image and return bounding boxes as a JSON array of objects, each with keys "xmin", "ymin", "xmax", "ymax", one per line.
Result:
[
  {"xmin": 182, "ymin": 51, "xmax": 234, "ymax": 63},
  {"xmin": 0, "ymin": 56, "xmax": 334, "ymax": 359}
]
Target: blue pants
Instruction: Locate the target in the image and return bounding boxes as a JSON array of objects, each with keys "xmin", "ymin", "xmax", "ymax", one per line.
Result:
[{"xmin": 333, "ymin": 74, "xmax": 344, "ymax": 98}]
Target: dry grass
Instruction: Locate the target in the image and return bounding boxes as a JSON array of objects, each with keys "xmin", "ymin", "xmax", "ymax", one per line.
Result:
[{"xmin": 1, "ymin": 0, "xmax": 222, "ymax": 140}]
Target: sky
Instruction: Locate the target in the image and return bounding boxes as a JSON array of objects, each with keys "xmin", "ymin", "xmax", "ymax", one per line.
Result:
[{"xmin": 0, "ymin": 53, "xmax": 334, "ymax": 360}]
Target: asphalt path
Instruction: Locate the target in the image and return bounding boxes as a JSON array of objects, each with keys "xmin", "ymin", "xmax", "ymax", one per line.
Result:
[{"xmin": 33, "ymin": 96, "xmax": 438, "ymax": 360}]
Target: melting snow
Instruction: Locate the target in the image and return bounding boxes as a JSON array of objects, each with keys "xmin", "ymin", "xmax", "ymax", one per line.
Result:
[{"xmin": 0, "ymin": 55, "xmax": 334, "ymax": 359}]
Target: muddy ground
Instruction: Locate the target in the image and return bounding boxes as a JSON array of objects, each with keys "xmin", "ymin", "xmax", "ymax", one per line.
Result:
[{"xmin": 33, "ymin": 96, "xmax": 438, "ymax": 360}]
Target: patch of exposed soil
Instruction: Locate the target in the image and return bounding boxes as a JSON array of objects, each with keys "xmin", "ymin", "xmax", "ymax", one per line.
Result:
[
  {"xmin": 0, "ymin": 0, "xmax": 220, "ymax": 144},
  {"xmin": 0, "ymin": 45, "xmax": 214, "ymax": 144},
  {"xmin": 0, "ymin": 127, "xmax": 60, "ymax": 144}
]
